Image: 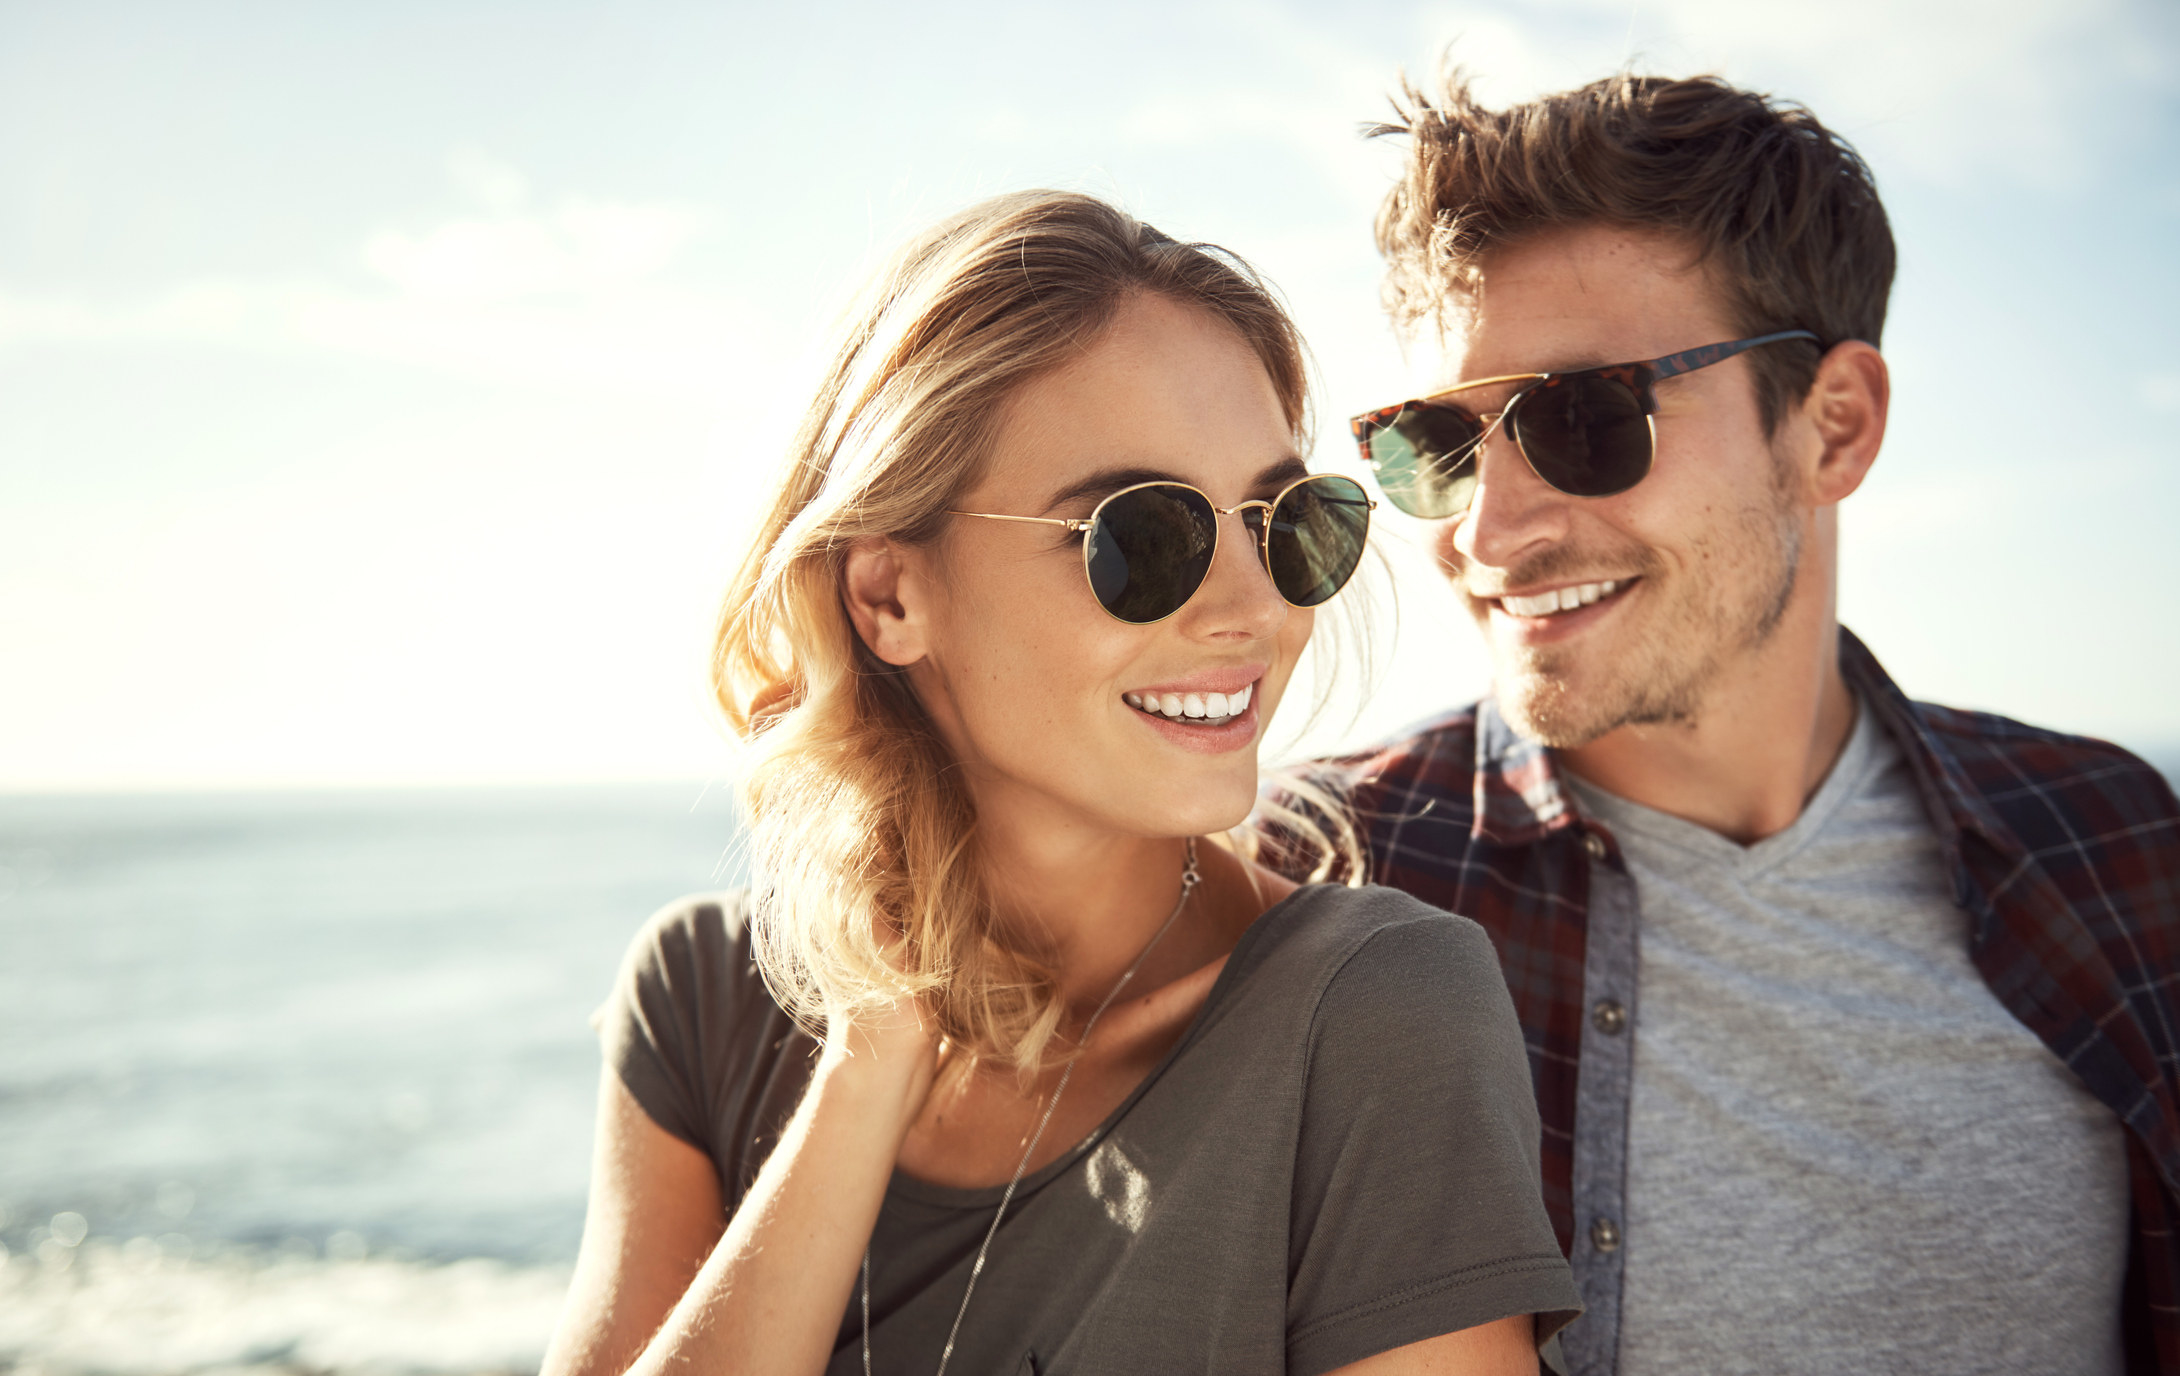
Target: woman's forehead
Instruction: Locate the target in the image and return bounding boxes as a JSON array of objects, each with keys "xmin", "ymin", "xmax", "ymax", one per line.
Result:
[{"xmin": 972, "ymin": 295, "xmax": 1298, "ymax": 509}]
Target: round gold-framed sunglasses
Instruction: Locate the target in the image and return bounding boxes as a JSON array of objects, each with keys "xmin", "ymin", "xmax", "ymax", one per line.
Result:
[{"xmin": 950, "ymin": 473, "xmax": 1374, "ymax": 624}]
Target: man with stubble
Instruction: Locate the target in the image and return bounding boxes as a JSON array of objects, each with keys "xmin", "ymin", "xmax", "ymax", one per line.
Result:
[{"xmin": 1305, "ymin": 68, "xmax": 2180, "ymax": 1374}]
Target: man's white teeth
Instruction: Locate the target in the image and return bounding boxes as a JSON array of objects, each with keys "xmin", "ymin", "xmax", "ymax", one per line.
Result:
[
  {"xmin": 1501, "ymin": 579, "xmax": 1622, "ymax": 618},
  {"xmin": 1124, "ymin": 682, "xmax": 1253, "ymax": 722}
]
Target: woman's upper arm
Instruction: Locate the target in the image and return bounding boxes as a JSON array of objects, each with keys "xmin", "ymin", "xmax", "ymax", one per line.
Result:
[{"xmin": 540, "ymin": 1066, "xmax": 727, "ymax": 1376}]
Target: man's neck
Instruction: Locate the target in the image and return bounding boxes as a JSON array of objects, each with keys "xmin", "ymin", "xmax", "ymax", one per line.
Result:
[{"xmin": 1555, "ymin": 620, "xmax": 1858, "ymax": 845}]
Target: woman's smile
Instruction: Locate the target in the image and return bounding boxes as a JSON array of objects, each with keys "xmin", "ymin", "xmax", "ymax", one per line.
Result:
[{"xmin": 1120, "ymin": 664, "xmax": 1265, "ymax": 753}]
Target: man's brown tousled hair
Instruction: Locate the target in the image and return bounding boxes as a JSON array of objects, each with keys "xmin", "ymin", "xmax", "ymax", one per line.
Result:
[{"xmin": 1372, "ymin": 66, "xmax": 1896, "ymax": 432}]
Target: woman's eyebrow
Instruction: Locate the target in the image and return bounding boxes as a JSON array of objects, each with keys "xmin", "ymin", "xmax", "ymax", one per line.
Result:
[
  {"xmin": 1042, "ymin": 455, "xmax": 1310, "ymax": 514},
  {"xmin": 1252, "ymin": 456, "xmax": 1310, "ymax": 492},
  {"xmin": 1040, "ymin": 466, "xmax": 1182, "ymax": 514}
]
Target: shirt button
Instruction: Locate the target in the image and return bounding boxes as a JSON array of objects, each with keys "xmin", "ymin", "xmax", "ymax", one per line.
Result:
[
  {"xmin": 1582, "ymin": 832, "xmax": 1607, "ymax": 861},
  {"xmin": 1591, "ymin": 1217, "xmax": 1622, "ymax": 1253},
  {"xmin": 1592, "ymin": 1000, "xmax": 1628, "ymax": 1035}
]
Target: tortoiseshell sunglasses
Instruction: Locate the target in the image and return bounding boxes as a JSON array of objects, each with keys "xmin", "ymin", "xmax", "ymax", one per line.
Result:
[{"xmin": 1349, "ymin": 329, "xmax": 1820, "ymax": 519}]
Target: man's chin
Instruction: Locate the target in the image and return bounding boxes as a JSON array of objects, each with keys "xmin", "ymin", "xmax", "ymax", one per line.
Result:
[
  {"xmin": 1496, "ymin": 658, "xmax": 1702, "ymax": 749},
  {"xmin": 1495, "ymin": 681, "xmax": 1613, "ymax": 750}
]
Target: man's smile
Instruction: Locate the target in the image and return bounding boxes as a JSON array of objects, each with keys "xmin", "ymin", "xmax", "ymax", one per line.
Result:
[
  {"xmin": 1492, "ymin": 578, "xmax": 1633, "ymax": 619},
  {"xmin": 1468, "ymin": 576, "xmax": 1644, "ymax": 623}
]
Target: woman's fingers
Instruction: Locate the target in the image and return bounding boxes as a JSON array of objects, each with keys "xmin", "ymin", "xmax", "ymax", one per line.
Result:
[{"xmin": 823, "ymin": 991, "xmax": 942, "ymax": 1125}]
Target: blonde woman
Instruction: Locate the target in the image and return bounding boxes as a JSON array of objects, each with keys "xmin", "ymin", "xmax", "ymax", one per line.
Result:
[{"xmin": 542, "ymin": 192, "xmax": 1578, "ymax": 1376}]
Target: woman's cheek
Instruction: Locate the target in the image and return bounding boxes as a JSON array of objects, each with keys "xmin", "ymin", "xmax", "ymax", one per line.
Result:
[{"xmin": 1256, "ymin": 608, "xmax": 1315, "ymax": 726}]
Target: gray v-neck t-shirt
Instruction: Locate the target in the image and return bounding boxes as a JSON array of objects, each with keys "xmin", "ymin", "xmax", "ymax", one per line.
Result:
[
  {"xmin": 600, "ymin": 883, "xmax": 1580, "ymax": 1375},
  {"xmin": 1566, "ymin": 700, "xmax": 2130, "ymax": 1375}
]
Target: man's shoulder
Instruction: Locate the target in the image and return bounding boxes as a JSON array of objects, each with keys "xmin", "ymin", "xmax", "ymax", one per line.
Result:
[
  {"xmin": 1905, "ymin": 698, "xmax": 2180, "ymax": 836},
  {"xmin": 1310, "ymin": 703, "xmax": 1485, "ymax": 805}
]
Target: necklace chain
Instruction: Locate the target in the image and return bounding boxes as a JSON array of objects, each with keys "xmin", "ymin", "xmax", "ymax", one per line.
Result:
[{"xmin": 861, "ymin": 837, "xmax": 1202, "ymax": 1376}]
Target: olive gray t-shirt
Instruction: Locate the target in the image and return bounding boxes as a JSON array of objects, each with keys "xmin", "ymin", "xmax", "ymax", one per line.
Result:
[{"xmin": 600, "ymin": 883, "xmax": 1580, "ymax": 1375}]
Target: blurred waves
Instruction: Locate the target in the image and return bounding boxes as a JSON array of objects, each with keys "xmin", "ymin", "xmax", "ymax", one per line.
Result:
[{"xmin": 0, "ymin": 784, "xmax": 745, "ymax": 1374}]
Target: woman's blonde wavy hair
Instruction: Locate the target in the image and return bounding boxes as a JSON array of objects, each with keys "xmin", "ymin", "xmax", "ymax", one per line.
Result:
[{"xmin": 713, "ymin": 189, "xmax": 1362, "ymax": 1077}]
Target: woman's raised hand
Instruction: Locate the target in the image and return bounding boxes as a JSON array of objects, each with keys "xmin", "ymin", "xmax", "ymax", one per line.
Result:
[
  {"xmin": 821, "ymin": 985, "xmax": 943, "ymax": 1134},
  {"xmin": 550, "ymin": 989, "xmax": 944, "ymax": 1376}
]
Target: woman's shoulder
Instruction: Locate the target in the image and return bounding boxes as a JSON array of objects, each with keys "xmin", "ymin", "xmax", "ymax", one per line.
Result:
[
  {"xmin": 609, "ymin": 887, "xmax": 802, "ymax": 1044},
  {"xmin": 1238, "ymin": 883, "xmax": 1503, "ymax": 1003},
  {"xmin": 599, "ymin": 889, "xmax": 814, "ymax": 1163},
  {"xmin": 618, "ymin": 889, "xmax": 759, "ymax": 987},
  {"xmin": 1203, "ymin": 883, "xmax": 1515, "ymax": 1072}
]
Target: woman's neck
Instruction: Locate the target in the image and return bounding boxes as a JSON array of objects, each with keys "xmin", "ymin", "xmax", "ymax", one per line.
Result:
[{"xmin": 973, "ymin": 804, "xmax": 1287, "ymax": 1015}]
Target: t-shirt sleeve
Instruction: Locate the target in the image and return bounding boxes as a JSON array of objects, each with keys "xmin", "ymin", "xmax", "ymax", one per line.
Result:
[
  {"xmin": 593, "ymin": 890, "xmax": 819, "ymax": 1210},
  {"xmin": 1286, "ymin": 905, "xmax": 1581, "ymax": 1375},
  {"xmin": 594, "ymin": 893, "xmax": 740, "ymax": 1152}
]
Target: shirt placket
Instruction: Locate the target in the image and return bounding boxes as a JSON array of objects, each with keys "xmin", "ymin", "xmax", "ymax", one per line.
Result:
[{"xmin": 1565, "ymin": 829, "xmax": 1639, "ymax": 1376}]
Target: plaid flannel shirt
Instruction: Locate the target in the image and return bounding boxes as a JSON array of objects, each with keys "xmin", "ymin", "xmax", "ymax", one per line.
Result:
[{"xmin": 1287, "ymin": 630, "xmax": 2180, "ymax": 1373}]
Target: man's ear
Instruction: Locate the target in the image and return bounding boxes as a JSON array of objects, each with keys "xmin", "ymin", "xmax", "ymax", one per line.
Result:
[
  {"xmin": 842, "ymin": 538, "xmax": 932, "ymax": 668},
  {"xmin": 1800, "ymin": 340, "xmax": 1889, "ymax": 507}
]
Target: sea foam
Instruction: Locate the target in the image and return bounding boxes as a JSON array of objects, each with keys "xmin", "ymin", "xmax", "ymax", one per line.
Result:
[{"xmin": 0, "ymin": 1241, "xmax": 570, "ymax": 1375}]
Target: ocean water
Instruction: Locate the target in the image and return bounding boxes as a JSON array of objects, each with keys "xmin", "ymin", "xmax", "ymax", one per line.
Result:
[{"xmin": 0, "ymin": 784, "xmax": 746, "ymax": 1375}]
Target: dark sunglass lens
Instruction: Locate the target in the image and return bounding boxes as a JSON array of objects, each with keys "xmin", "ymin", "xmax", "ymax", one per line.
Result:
[
  {"xmin": 1085, "ymin": 485, "xmax": 1217, "ymax": 623},
  {"xmin": 1511, "ymin": 374, "xmax": 1651, "ymax": 497},
  {"xmin": 1363, "ymin": 406, "xmax": 1482, "ymax": 518},
  {"xmin": 1265, "ymin": 475, "xmax": 1371, "ymax": 608}
]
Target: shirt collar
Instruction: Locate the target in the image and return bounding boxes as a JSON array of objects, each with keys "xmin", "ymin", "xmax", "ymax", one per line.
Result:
[
  {"xmin": 1470, "ymin": 628, "xmax": 2020, "ymax": 859},
  {"xmin": 1471, "ymin": 695, "xmax": 1580, "ymax": 845},
  {"xmin": 1836, "ymin": 627, "xmax": 2020, "ymax": 863}
]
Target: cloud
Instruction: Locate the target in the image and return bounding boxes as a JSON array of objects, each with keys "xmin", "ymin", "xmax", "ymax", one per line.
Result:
[
  {"xmin": 361, "ymin": 201, "xmax": 698, "ymax": 304},
  {"xmin": 0, "ymin": 187, "xmax": 785, "ymax": 400},
  {"xmin": 445, "ymin": 145, "xmax": 533, "ymax": 214}
]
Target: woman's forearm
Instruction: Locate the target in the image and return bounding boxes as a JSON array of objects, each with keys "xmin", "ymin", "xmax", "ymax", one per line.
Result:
[{"xmin": 624, "ymin": 1034, "xmax": 931, "ymax": 1376}]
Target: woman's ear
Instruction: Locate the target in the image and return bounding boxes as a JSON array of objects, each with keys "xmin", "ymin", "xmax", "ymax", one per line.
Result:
[{"xmin": 842, "ymin": 538, "xmax": 933, "ymax": 667}]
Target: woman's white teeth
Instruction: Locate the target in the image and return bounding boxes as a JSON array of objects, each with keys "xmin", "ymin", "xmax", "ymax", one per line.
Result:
[
  {"xmin": 1125, "ymin": 682, "xmax": 1253, "ymax": 722},
  {"xmin": 1502, "ymin": 579, "xmax": 1621, "ymax": 618}
]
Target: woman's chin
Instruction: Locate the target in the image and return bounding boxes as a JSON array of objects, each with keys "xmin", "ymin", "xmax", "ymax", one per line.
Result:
[{"xmin": 1120, "ymin": 774, "xmax": 1261, "ymax": 842}]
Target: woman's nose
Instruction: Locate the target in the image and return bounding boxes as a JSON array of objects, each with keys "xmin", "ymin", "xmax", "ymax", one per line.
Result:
[{"xmin": 1179, "ymin": 510, "xmax": 1288, "ymax": 639}]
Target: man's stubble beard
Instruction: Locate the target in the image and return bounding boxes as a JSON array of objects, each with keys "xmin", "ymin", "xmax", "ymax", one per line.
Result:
[{"xmin": 1469, "ymin": 461, "xmax": 1805, "ymax": 750}]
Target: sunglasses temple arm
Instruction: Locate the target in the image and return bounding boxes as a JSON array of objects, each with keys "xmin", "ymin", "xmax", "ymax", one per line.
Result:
[
  {"xmin": 1647, "ymin": 329, "xmax": 1821, "ymax": 380},
  {"xmin": 946, "ymin": 510, "xmax": 1092, "ymax": 532}
]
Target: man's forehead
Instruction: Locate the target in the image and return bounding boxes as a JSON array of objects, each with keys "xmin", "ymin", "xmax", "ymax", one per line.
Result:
[
  {"xmin": 1402, "ymin": 226, "xmax": 1732, "ymax": 392},
  {"xmin": 1403, "ymin": 301, "xmax": 1612, "ymax": 395}
]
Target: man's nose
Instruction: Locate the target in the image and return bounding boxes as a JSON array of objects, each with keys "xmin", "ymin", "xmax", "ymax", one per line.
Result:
[{"xmin": 1442, "ymin": 426, "xmax": 1571, "ymax": 571}]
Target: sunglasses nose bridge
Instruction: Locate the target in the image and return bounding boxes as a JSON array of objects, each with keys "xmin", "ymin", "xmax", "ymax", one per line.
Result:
[{"xmin": 1210, "ymin": 499, "xmax": 1278, "ymax": 563}]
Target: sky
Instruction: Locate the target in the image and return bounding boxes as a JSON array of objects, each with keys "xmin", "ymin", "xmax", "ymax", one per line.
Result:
[{"xmin": 2, "ymin": 0, "xmax": 2176, "ymax": 791}]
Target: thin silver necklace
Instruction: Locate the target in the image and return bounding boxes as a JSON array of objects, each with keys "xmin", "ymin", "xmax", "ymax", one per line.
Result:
[{"xmin": 861, "ymin": 837, "xmax": 1202, "ymax": 1376}]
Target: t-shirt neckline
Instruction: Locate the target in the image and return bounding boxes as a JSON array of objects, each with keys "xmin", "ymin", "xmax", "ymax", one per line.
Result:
[
  {"xmin": 1564, "ymin": 694, "xmax": 1897, "ymax": 879},
  {"xmin": 884, "ymin": 881, "xmax": 1329, "ymax": 1210}
]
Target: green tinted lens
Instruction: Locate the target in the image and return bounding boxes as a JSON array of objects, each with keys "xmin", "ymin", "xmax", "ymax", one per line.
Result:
[
  {"xmin": 1366, "ymin": 406, "xmax": 1483, "ymax": 518},
  {"xmin": 1510, "ymin": 374, "xmax": 1652, "ymax": 497},
  {"xmin": 1264, "ymin": 475, "xmax": 1371, "ymax": 608},
  {"xmin": 1084, "ymin": 484, "xmax": 1217, "ymax": 623}
]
